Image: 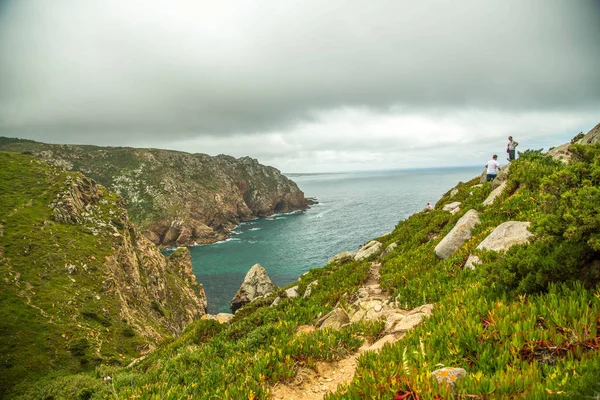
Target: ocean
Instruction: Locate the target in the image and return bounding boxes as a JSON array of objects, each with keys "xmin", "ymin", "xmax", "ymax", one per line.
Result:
[{"xmin": 187, "ymin": 167, "xmax": 482, "ymax": 314}]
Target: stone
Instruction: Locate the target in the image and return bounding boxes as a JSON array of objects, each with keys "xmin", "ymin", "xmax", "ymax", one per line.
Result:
[
  {"xmin": 471, "ymin": 184, "xmax": 483, "ymax": 189},
  {"xmin": 494, "ymin": 165, "xmax": 510, "ymax": 188},
  {"xmin": 483, "ymin": 181, "xmax": 507, "ymax": 206},
  {"xmin": 316, "ymin": 308, "xmax": 350, "ymax": 330},
  {"xmin": 450, "ymin": 188, "xmax": 459, "ymax": 198},
  {"xmin": 450, "ymin": 206, "xmax": 461, "ymax": 215},
  {"xmin": 328, "ymin": 251, "xmax": 356, "ymax": 264},
  {"xmin": 578, "ymin": 122, "xmax": 600, "ymax": 145},
  {"xmin": 464, "ymin": 254, "xmax": 481, "ymax": 270},
  {"xmin": 303, "ymin": 280, "xmax": 318, "ymax": 299},
  {"xmin": 271, "ymin": 297, "xmax": 281, "ymax": 307},
  {"xmin": 285, "ymin": 285, "xmax": 299, "ymax": 298},
  {"xmin": 380, "ymin": 242, "xmax": 398, "ymax": 258},
  {"xmin": 432, "ymin": 367, "xmax": 467, "ymax": 387},
  {"xmin": 477, "ymin": 221, "xmax": 534, "ymax": 252},
  {"xmin": 364, "ymin": 334, "xmax": 402, "ymax": 352},
  {"xmin": 201, "ymin": 313, "xmax": 234, "ymax": 324},
  {"xmin": 434, "ymin": 210, "xmax": 481, "ymax": 259},
  {"xmin": 231, "ymin": 264, "xmax": 277, "ymax": 312},
  {"xmin": 355, "ymin": 241, "xmax": 383, "ymax": 261},
  {"xmin": 442, "ymin": 202, "xmax": 461, "ymax": 212}
]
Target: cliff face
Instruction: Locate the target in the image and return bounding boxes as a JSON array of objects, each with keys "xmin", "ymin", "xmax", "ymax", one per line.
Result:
[
  {"xmin": 0, "ymin": 139, "xmax": 309, "ymax": 247},
  {"xmin": 0, "ymin": 152, "xmax": 206, "ymax": 393}
]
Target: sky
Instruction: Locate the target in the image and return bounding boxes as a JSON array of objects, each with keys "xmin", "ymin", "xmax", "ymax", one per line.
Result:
[{"xmin": 0, "ymin": 0, "xmax": 599, "ymax": 173}]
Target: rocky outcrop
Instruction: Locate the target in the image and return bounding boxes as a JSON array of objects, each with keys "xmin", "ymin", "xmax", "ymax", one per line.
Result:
[
  {"xmin": 483, "ymin": 181, "xmax": 507, "ymax": 206},
  {"xmin": 355, "ymin": 241, "xmax": 383, "ymax": 261},
  {"xmin": 380, "ymin": 242, "xmax": 398, "ymax": 258},
  {"xmin": 231, "ymin": 264, "xmax": 277, "ymax": 312},
  {"xmin": 477, "ymin": 221, "xmax": 534, "ymax": 252},
  {"xmin": 578, "ymin": 122, "xmax": 600, "ymax": 144},
  {"xmin": 442, "ymin": 201, "xmax": 461, "ymax": 212},
  {"xmin": 548, "ymin": 123, "xmax": 600, "ymax": 162},
  {"xmin": 316, "ymin": 308, "xmax": 350, "ymax": 330},
  {"xmin": 303, "ymin": 280, "xmax": 319, "ymax": 299},
  {"xmin": 328, "ymin": 251, "xmax": 356, "ymax": 264},
  {"xmin": 434, "ymin": 210, "xmax": 481, "ymax": 259},
  {"xmin": 0, "ymin": 139, "xmax": 310, "ymax": 247}
]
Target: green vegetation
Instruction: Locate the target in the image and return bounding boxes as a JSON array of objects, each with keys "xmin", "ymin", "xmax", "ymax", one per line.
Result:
[
  {"xmin": 4, "ymin": 144, "xmax": 600, "ymax": 399},
  {"xmin": 0, "ymin": 152, "xmax": 197, "ymax": 398}
]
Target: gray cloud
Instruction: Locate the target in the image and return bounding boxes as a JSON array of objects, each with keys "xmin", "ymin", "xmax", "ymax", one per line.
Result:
[{"xmin": 0, "ymin": 0, "xmax": 599, "ymax": 171}]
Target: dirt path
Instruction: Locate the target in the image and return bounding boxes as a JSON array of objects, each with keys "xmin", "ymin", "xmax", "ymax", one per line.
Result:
[{"xmin": 270, "ymin": 262, "xmax": 387, "ymax": 400}]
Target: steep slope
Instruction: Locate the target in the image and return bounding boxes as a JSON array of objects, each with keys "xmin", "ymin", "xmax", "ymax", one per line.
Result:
[
  {"xmin": 0, "ymin": 138, "xmax": 310, "ymax": 247},
  {"xmin": 0, "ymin": 152, "xmax": 207, "ymax": 396}
]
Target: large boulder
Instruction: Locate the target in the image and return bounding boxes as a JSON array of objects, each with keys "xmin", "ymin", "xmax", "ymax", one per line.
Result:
[
  {"xmin": 434, "ymin": 210, "xmax": 481, "ymax": 259},
  {"xmin": 477, "ymin": 221, "xmax": 534, "ymax": 252},
  {"xmin": 328, "ymin": 251, "xmax": 356, "ymax": 264},
  {"xmin": 355, "ymin": 241, "xmax": 383, "ymax": 261},
  {"xmin": 442, "ymin": 201, "xmax": 461, "ymax": 212},
  {"xmin": 316, "ymin": 308, "xmax": 350, "ymax": 330},
  {"xmin": 483, "ymin": 181, "xmax": 507, "ymax": 206},
  {"xmin": 491, "ymin": 164, "xmax": 510, "ymax": 190},
  {"xmin": 231, "ymin": 264, "xmax": 277, "ymax": 312}
]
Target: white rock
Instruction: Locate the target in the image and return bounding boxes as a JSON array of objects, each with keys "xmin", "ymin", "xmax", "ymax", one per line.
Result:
[
  {"xmin": 434, "ymin": 210, "xmax": 481, "ymax": 259},
  {"xmin": 442, "ymin": 201, "xmax": 461, "ymax": 212},
  {"xmin": 477, "ymin": 221, "xmax": 534, "ymax": 252},
  {"xmin": 483, "ymin": 181, "xmax": 507, "ymax": 206}
]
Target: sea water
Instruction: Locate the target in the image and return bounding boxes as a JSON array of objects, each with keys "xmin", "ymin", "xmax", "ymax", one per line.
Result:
[{"xmin": 187, "ymin": 167, "xmax": 481, "ymax": 314}]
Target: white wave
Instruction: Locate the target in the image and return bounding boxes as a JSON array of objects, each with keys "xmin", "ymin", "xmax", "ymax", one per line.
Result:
[{"xmin": 249, "ymin": 227, "xmax": 261, "ymax": 231}]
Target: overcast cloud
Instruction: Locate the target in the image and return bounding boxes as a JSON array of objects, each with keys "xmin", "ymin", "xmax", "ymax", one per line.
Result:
[{"xmin": 0, "ymin": 0, "xmax": 599, "ymax": 172}]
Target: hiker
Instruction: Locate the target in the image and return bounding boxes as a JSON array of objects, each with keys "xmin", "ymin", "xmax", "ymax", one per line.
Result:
[
  {"xmin": 424, "ymin": 203, "xmax": 433, "ymax": 211},
  {"xmin": 507, "ymin": 136, "xmax": 519, "ymax": 161},
  {"xmin": 485, "ymin": 155, "xmax": 501, "ymax": 182}
]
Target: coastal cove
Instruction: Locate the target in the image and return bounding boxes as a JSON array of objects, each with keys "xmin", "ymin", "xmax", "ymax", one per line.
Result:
[{"xmin": 182, "ymin": 166, "xmax": 482, "ymax": 313}]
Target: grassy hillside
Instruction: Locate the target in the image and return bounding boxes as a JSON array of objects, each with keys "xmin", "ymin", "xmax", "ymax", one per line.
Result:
[
  {"xmin": 0, "ymin": 152, "xmax": 207, "ymax": 398},
  {"xmin": 7, "ymin": 143, "xmax": 600, "ymax": 399}
]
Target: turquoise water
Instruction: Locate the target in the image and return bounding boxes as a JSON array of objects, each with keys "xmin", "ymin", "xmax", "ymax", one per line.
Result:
[{"xmin": 188, "ymin": 167, "xmax": 481, "ymax": 314}]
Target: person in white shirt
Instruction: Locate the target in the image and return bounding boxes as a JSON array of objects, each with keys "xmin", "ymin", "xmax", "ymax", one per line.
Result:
[
  {"xmin": 507, "ymin": 136, "xmax": 519, "ymax": 161},
  {"xmin": 485, "ymin": 155, "xmax": 501, "ymax": 182}
]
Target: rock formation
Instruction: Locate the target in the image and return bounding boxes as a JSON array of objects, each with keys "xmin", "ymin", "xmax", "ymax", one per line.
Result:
[
  {"xmin": 354, "ymin": 241, "xmax": 383, "ymax": 261},
  {"xmin": 477, "ymin": 221, "xmax": 534, "ymax": 252},
  {"xmin": 434, "ymin": 210, "xmax": 481, "ymax": 259},
  {"xmin": 231, "ymin": 263, "xmax": 278, "ymax": 312},
  {"xmin": 0, "ymin": 139, "xmax": 311, "ymax": 247},
  {"xmin": 483, "ymin": 181, "xmax": 507, "ymax": 206}
]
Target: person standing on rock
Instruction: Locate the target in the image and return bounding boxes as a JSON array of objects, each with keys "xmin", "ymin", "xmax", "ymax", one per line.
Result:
[
  {"xmin": 507, "ymin": 136, "xmax": 519, "ymax": 161},
  {"xmin": 485, "ymin": 155, "xmax": 501, "ymax": 182}
]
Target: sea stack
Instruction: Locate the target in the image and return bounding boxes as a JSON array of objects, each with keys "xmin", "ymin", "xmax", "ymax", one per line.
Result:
[{"xmin": 231, "ymin": 264, "xmax": 278, "ymax": 312}]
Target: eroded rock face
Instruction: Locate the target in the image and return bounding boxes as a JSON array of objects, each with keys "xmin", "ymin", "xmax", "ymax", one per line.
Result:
[
  {"xmin": 435, "ymin": 210, "xmax": 481, "ymax": 259},
  {"xmin": 355, "ymin": 241, "xmax": 383, "ymax": 261},
  {"xmin": 0, "ymin": 140, "xmax": 310, "ymax": 247},
  {"xmin": 477, "ymin": 221, "xmax": 534, "ymax": 252},
  {"xmin": 231, "ymin": 264, "xmax": 277, "ymax": 312}
]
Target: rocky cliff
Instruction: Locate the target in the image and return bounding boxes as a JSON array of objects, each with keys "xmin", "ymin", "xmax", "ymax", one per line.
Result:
[
  {"xmin": 0, "ymin": 152, "xmax": 207, "ymax": 394},
  {"xmin": 0, "ymin": 139, "xmax": 310, "ymax": 247}
]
